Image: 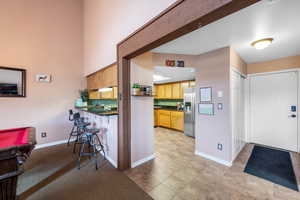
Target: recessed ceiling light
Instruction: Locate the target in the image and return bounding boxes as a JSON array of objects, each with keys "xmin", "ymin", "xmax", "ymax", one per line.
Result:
[{"xmin": 251, "ymin": 38, "xmax": 274, "ymax": 50}]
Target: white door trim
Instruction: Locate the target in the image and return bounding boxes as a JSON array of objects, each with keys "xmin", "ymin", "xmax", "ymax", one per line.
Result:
[{"xmin": 247, "ymin": 68, "xmax": 300, "ymax": 152}]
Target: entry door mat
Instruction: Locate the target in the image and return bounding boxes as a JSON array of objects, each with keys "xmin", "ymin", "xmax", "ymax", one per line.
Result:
[{"xmin": 244, "ymin": 145, "xmax": 298, "ymax": 191}]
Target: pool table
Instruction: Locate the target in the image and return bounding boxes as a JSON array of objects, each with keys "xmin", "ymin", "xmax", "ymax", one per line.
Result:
[{"xmin": 0, "ymin": 127, "xmax": 36, "ymax": 200}]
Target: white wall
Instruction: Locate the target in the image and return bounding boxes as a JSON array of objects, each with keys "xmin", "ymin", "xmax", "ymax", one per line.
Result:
[
  {"xmin": 130, "ymin": 52, "xmax": 155, "ymax": 167},
  {"xmin": 0, "ymin": 0, "xmax": 85, "ymax": 145},
  {"xmin": 83, "ymin": 0, "xmax": 177, "ymax": 75},
  {"xmin": 194, "ymin": 47, "xmax": 232, "ymax": 165}
]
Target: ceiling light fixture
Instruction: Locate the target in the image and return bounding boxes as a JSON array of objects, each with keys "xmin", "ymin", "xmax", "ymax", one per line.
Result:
[
  {"xmin": 251, "ymin": 38, "xmax": 274, "ymax": 50},
  {"xmin": 153, "ymin": 74, "xmax": 170, "ymax": 82}
]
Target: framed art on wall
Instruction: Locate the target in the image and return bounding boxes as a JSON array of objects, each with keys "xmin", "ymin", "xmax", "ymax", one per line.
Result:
[
  {"xmin": 198, "ymin": 103, "xmax": 214, "ymax": 115},
  {"xmin": 200, "ymin": 87, "xmax": 212, "ymax": 102}
]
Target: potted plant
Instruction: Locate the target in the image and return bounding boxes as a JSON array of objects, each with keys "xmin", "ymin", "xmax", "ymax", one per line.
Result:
[
  {"xmin": 132, "ymin": 83, "xmax": 141, "ymax": 95},
  {"xmin": 79, "ymin": 89, "xmax": 89, "ymax": 107}
]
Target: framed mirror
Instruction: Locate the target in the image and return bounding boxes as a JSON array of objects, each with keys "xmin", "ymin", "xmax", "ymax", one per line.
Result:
[{"xmin": 0, "ymin": 66, "xmax": 26, "ymax": 97}]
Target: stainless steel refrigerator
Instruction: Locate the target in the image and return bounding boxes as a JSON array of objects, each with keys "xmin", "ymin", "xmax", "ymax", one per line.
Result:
[{"xmin": 184, "ymin": 88, "xmax": 195, "ymax": 137}]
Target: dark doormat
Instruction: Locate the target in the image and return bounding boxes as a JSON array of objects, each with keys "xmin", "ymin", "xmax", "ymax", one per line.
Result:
[{"xmin": 244, "ymin": 145, "xmax": 298, "ymax": 191}]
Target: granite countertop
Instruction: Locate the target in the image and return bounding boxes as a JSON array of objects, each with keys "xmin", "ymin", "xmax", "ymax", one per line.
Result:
[
  {"xmin": 154, "ymin": 105, "xmax": 184, "ymax": 112},
  {"xmin": 76, "ymin": 107, "xmax": 118, "ymax": 116}
]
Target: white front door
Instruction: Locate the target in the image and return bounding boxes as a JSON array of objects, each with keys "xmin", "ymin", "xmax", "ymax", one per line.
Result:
[{"xmin": 250, "ymin": 71, "xmax": 298, "ymax": 152}]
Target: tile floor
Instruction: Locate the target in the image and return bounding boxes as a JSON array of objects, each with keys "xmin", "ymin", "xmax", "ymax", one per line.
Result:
[{"xmin": 125, "ymin": 127, "xmax": 300, "ymax": 200}]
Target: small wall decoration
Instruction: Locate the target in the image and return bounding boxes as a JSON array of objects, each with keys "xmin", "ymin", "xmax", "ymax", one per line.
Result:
[
  {"xmin": 200, "ymin": 87, "xmax": 212, "ymax": 102},
  {"xmin": 36, "ymin": 74, "xmax": 51, "ymax": 83},
  {"xmin": 198, "ymin": 103, "xmax": 214, "ymax": 115},
  {"xmin": 166, "ymin": 60, "xmax": 175, "ymax": 67},
  {"xmin": 177, "ymin": 60, "xmax": 185, "ymax": 67}
]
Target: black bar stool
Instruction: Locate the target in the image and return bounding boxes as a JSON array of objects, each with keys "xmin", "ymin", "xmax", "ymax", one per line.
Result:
[
  {"xmin": 77, "ymin": 128, "xmax": 106, "ymax": 170},
  {"xmin": 68, "ymin": 111, "xmax": 90, "ymax": 153}
]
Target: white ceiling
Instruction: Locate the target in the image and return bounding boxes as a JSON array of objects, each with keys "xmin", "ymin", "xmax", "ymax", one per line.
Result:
[
  {"xmin": 154, "ymin": 66, "xmax": 195, "ymax": 84},
  {"xmin": 152, "ymin": 0, "xmax": 300, "ymax": 64}
]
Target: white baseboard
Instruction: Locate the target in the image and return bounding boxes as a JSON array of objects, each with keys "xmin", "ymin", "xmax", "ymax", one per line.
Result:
[
  {"xmin": 35, "ymin": 139, "xmax": 75, "ymax": 149},
  {"xmin": 100, "ymin": 152, "xmax": 118, "ymax": 168},
  {"xmin": 195, "ymin": 151, "xmax": 232, "ymax": 167},
  {"xmin": 132, "ymin": 154, "xmax": 155, "ymax": 168}
]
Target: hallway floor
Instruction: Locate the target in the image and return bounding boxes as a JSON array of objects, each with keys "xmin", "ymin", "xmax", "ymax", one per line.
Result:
[{"xmin": 125, "ymin": 127, "xmax": 300, "ymax": 200}]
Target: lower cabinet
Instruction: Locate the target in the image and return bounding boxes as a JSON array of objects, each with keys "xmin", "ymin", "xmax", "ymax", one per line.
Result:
[
  {"xmin": 171, "ymin": 111, "xmax": 184, "ymax": 131},
  {"xmin": 158, "ymin": 110, "xmax": 171, "ymax": 127},
  {"xmin": 157, "ymin": 109, "xmax": 184, "ymax": 131}
]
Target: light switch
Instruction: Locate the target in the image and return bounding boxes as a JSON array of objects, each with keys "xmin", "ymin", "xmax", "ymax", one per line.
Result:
[
  {"xmin": 217, "ymin": 103, "xmax": 223, "ymax": 110},
  {"xmin": 217, "ymin": 91, "xmax": 223, "ymax": 98}
]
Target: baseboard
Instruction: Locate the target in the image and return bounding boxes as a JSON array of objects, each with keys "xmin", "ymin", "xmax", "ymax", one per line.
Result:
[
  {"xmin": 131, "ymin": 154, "xmax": 155, "ymax": 168},
  {"xmin": 35, "ymin": 139, "xmax": 118, "ymax": 168},
  {"xmin": 100, "ymin": 152, "xmax": 118, "ymax": 168},
  {"xmin": 195, "ymin": 151, "xmax": 232, "ymax": 167},
  {"xmin": 35, "ymin": 139, "xmax": 75, "ymax": 149}
]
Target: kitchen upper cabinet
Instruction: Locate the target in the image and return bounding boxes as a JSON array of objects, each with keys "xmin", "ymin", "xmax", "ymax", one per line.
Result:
[
  {"xmin": 156, "ymin": 85, "xmax": 165, "ymax": 99},
  {"xmin": 113, "ymin": 87, "xmax": 118, "ymax": 99},
  {"xmin": 164, "ymin": 84, "xmax": 172, "ymax": 99},
  {"xmin": 172, "ymin": 83, "xmax": 181, "ymax": 99},
  {"xmin": 87, "ymin": 64, "xmax": 117, "ymax": 90},
  {"xmin": 189, "ymin": 80, "xmax": 196, "ymax": 87},
  {"xmin": 158, "ymin": 110, "xmax": 171, "ymax": 127},
  {"xmin": 87, "ymin": 73, "xmax": 97, "ymax": 90},
  {"xmin": 171, "ymin": 111, "xmax": 184, "ymax": 131}
]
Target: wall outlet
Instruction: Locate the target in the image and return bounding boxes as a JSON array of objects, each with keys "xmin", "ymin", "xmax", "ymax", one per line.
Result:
[
  {"xmin": 41, "ymin": 132, "xmax": 47, "ymax": 138},
  {"xmin": 217, "ymin": 143, "xmax": 223, "ymax": 151}
]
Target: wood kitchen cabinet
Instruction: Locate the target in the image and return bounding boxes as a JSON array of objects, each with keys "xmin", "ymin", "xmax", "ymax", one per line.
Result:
[
  {"xmin": 156, "ymin": 85, "xmax": 165, "ymax": 99},
  {"xmin": 172, "ymin": 83, "xmax": 181, "ymax": 99},
  {"xmin": 154, "ymin": 80, "xmax": 195, "ymax": 99},
  {"xmin": 171, "ymin": 111, "xmax": 184, "ymax": 131},
  {"xmin": 156, "ymin": 109, "xmax": 184, "ymax": 131},
  {"xmin": 164, "ymin": 84, "xmax": 172, "ymax": 99},
  {"xmin": 87, "ymin": 64, "xmax": 118, "ymax": 90},
  {"xmin": 154, "ymin": 109, "xmax": 158, "ymax": 126},
  {"xmin": 158, "ymin": 110, "xmax": 171, "ymax": 127}
]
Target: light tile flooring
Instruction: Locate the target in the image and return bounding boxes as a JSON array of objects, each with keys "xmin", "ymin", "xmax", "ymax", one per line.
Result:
[{"xmin": 125, "ymin": 127, "xmax": 300, "ymax": 200}]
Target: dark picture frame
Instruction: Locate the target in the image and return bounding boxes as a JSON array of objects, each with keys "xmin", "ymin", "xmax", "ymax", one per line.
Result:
[{"xmin": 0, "ymin": 66, "xmax": 26, "ymax": 97}]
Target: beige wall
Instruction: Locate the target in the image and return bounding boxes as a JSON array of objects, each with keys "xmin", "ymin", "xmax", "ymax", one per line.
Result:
[
  {"xmin": 83, "ymin": 0, "xmax": 177, "ymax": 75},
  {"xmin": 0, "ymin": 0, "xmax": 85, "ymax": 145},
  {"xmin": 247, "ymin": 55, "xmax": 300, "ymax": 74},
  {"xmin": 230, "ymin": 48, "xmax": 247, "ymax": 75},
  {"xmin": 195, "ymin": 47, "xmax": 232, "ymax": 164},
  {"xmin": 130, "ymin": 52, "xmax": 155, "ymax": 166}
]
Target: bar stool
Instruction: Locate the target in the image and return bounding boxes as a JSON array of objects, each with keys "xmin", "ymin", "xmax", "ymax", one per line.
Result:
[
  {"xmin": 67, "ymin": 110, "xmax": 77, "ymax": 146},
  {"xmin": 68, "ymin": 111, "xmax": 91, "ymax": 153},
  {"xmin": 77, "ymin": 127, "xmax": 106, "ymax": 170}
]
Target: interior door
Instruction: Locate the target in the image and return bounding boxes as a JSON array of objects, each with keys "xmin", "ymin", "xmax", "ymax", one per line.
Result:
[{"xmin": 250, "ymin": 71, "xmax": 298, "ymax": 152}]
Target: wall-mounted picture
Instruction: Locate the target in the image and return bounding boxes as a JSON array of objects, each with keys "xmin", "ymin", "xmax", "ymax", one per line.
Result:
[
  {"xmin": 200, "ymin": 87, "xmax": 212, "ymax": 102},
  {"xmin": 36, "ymin": 74, "xmax": 51, "ymax": 83},
  {"xmin": 165, "ymin": 59, "xmax": 175, "ymax": 67},
  {"xmin": 177, "ymin": 60, "xmax": 185, "ymax": 67},
  {"xmin": 0, "ymin": 66, "xmax": 26, "ymax": 97},
  {"xmin": 198, "ymin": 103, "xmax": 214, "ymax": 115}
]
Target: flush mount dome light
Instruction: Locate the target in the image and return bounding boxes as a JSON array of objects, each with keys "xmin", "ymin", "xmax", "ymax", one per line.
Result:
[{"xmin": 251, "ymin": 38, "xmax": 274, "ymax": 50}]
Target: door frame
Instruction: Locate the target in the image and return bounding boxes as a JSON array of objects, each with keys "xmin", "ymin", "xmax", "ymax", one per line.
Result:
[
  {"xmin": 117, "ymin": 0, "xmax": 261, "ymax": 170},
  {"xmin": 246, "ymin": 68, "xmax": 300, "ymax": 153}
]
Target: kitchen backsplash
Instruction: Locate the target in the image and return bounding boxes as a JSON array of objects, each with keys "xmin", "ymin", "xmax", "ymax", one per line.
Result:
[
  {"xmin": 88, "ymin": 99, "xmax": 118, "ymax": 108},
  {"xmin": 154, "ymin": 99, "xmax": 183, "ymax": 107}
]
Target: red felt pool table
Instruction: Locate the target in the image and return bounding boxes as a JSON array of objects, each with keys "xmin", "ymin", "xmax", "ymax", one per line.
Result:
[{"xmin": 0, "ymin": 127, "xmax": 36, "ymax": 200}]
